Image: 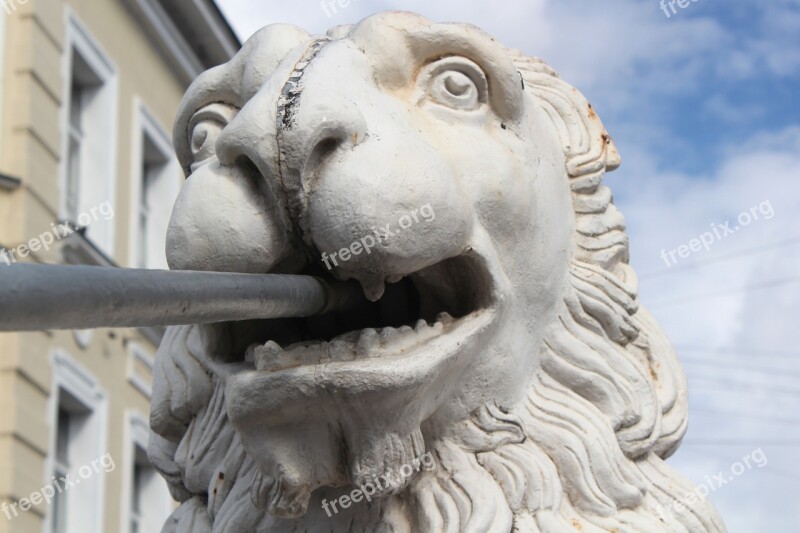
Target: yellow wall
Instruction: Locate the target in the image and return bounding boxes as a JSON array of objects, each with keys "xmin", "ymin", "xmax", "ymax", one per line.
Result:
[{"xmin": 0, "ymin": 0, "xmax": 194, "ymax": 531}]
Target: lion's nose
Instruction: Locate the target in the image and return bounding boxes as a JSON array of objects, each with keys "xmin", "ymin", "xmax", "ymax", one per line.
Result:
[
  {"xmin": 208, "ymin": 40, "xmax": 370, "ymax": 259},
  {"xmin": 216, "ymin": 40, "xmax": 368, "ymax": 195},
  {"xmin": 278, "ymin": 100, "xmax": 368, "ymax": 180},
  {"xmin": 165, "ymin": 159, "xmax": 297, "ymax": 273}
]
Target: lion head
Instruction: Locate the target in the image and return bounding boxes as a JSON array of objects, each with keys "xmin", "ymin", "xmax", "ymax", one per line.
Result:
[{"xmin": 149, "ymin": 12, "xmax": 726, "ymax": 532}]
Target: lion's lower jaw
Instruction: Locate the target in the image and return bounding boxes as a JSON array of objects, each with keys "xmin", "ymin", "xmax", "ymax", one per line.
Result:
[{"xmin": 154, "ymin": 276, "xmax": 727, "ymax": 533}]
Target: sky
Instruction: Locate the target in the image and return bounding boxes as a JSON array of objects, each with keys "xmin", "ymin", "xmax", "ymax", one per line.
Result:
[{"xmin": 217, "ymin": 1, "xmax": 800, "ymax": 530}]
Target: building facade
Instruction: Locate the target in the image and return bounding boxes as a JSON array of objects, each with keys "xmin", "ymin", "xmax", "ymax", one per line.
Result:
[{"xmin": 0, "ymin": 1, "xmax": 239, "ymax": 531}]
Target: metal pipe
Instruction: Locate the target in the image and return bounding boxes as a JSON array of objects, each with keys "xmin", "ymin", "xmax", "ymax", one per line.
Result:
[{"xmin": 0, "ymin": 264, "xmax": 365, "ymax": 331}]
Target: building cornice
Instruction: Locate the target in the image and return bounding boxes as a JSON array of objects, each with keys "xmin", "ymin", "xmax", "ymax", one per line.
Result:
[
  {"xmin": 0, "ymin": 172, "xmax": 21, "ymax": 191},
  {"xmin": 122, "ymin": 0, "xmax": 241, "ymax": 85}
]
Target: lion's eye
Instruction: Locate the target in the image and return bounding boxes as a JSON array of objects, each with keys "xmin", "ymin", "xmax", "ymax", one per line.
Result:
[
  {"xmin": 190, "ymin": 121, "xmax": 224, "ymax": 161},
  {"xmin": 433, "ymin": 71, "xmax": 479, "ymax": 108},
  {"xmin": 187, "ymin": 103, "xmax": 237, "ymax": 165},
  {"xmin": 420, "ymin": 58, "xmax": 488, "ymax": 112}
]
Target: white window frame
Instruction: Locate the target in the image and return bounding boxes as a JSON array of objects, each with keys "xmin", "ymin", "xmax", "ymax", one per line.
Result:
[
  {"xmin": 128, "ymin": 99, "xmax": 180, "ymax": 269},
  {"xmin": 45, "ymin": 351, "xmax": 108, "ymax": 533},
  {"xmin": 0, "ymin": 6, "xmax": 7, "ymax": 155},
  {"xmin": 59, "ymin": 9, "xmax": 119, "ymax": 257},
  {"xmin": 126, "ymin": 340, "xmax": 154, "ymax": 398},
  {"xmin": 120, "ymin": 412, "xmax": 173, "ymax": 533}
]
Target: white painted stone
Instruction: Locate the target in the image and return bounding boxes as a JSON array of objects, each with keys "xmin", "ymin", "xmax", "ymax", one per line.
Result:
[{"xmin": 151, "ymin": 12, "xmax": 726, "ymax": 532}]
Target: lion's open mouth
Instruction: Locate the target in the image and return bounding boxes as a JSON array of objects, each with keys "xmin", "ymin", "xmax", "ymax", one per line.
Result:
[{"xmin": 195, "ymin": 253, "xmax": 494, "ymax": 373}]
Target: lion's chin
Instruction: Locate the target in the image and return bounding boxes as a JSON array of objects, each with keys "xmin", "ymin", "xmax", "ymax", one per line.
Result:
[
  {"xmin": 230, "ymin": 306, "xmax": 495, "ymax": 516},
  {"xmin": 181, "ymin": 251, "xmax": 499, "ymax": 516}
]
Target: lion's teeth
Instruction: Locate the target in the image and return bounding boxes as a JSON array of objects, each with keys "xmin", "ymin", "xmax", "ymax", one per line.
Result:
[
  {"xmin": 359, "ymin": 277, "xmax": 385, "ymax": 302},
  {"xmin": 330, "ymin": 330, "xmax": 361, "ymax": 344},
  {"xmin": 356, "ymin": 328, "xmax": 378, "ymax": 357},
  {"xmin": 254, "ymin": 341, "xmax": 283, "ymax": 371},
  {"xmin": 283, "ymin": 340, "xmax": 317, "ymax": 352},
  {"xmin": 244, "ymin": 343, "xmax": 258, "ymax": 363},
  {"xmin": 415, "ymin": 319, "xmax": 428, "ymax": 331},
  {"xmin": 329, "ymin": 340, "xmax": 355, "ymax": 362},
  {"xmin": 436, "ymin": 312, "xmax": 454, "ymax": 325},
  {"xmin": 398, "ymin": 325, "xmax": 413, "ymax": 335},
  {"xmin": 379, "ymin": 327, "xmax": 399, "ymax": 344},
  {"xmin": 275, "ymin": 345, "xmax": 325, "ymax": 370},
  {"xmin": 386, "ymin": 274, "xmax": 403, "ymax": 283}
]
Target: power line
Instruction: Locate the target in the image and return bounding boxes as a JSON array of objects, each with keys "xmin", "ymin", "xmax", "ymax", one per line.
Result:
[
  {"xmin": 648, "ymin": 275, "xmax": 800, "ymax": 309},
  {"xmin": 675, "ymin": 346, "xmax": 798, "ymax": 360},
  {"xmin": 639, "ymin": 235, "xmax": 800, "ymax": 280},
  {"xmin": 683, "ymin": 440, "xmax": 800, "ymax": 447},
  {"xmin": 682, "ymin": 358, "xmax": 800, "ymax": 380},
  {"xmin": 687, "ymin": 383, "xmax": 800, "ymax": 403},
  {"xmin": 687, "ymin": 374, "xmax": 800, "ymax": 398},
  {"xmin": 689, "ymin": 408, "xmax": 800, "ymax": 426},
  {"xmin": 680, "ymin": 448, "xmax": 800, "ymax": 479},
  {"xmin": 687, "ymin": 372, "xmax": 795, "ymax": 390}
]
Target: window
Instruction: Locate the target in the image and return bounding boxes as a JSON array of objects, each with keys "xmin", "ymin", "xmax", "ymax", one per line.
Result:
[
  {"xmin": 47, "ymin": 352, "xmax": 108, "ymax": 533},
  {"xmin": 50, "ymin": 408, "xmax": 72, "ymax": 533},
  {"xmin": 137, "ymin": 154, "xmax": 154, "ymax": 269},
  {"xmin": 0, "ymin": 7, "xmax": 7, "ymax": 153},
  {"xmin": 127, "ymin": 341, "xmax": 155, "ymax": 398},
  {"xmin": 62, "ymin": 12, "xmax": 118, "ymax": 256},
  {"xmin": 50, "ymin": 393, "xmax": 92, "ymax": 533},
  {"xmin": 129, "ymin": 446, "xmax": 166, "ymax": 533},
  {"xmin": 137, "ymin": 133, "xmax": 171, "ymax": 268},
  {"xmin": 129, "ymin": 451, "xmax": 144, "ymax": 533},
  {"xmin": 132, "ymin": 104, "xmax": 180, "ymax": 269},
  {"xmin": 125, "ymin": 414, "xmax": 172, "ymax": 532},
  {"xmin": 64, "ymin": 64, "xmax": 97, "ymax": 222}
]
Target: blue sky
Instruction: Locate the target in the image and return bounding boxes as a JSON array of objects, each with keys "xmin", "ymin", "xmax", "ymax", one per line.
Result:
[{"xmin": 218, "ymin": 1, "xmax": 800, "ymax": 529}]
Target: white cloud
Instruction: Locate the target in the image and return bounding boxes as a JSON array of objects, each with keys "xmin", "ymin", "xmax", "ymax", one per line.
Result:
[
  {"xmin": 614, "ymin": 125, "xmax": 800, "ymax": 532},
  {"xmin": 704, "ymin": 94, "xmax": 765, "ymax": 125},
  {"xmin": 716, "ymin": 0, "xmax": 800, "ymax": 80},
  {"xmin": 613, "ymin": 126, "xmax": 800, "ymax": 346}
]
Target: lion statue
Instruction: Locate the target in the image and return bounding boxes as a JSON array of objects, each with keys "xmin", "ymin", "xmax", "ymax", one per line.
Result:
[{"xmin": 149, "ymin": 12, "xmax": 726, "ymax": 532}]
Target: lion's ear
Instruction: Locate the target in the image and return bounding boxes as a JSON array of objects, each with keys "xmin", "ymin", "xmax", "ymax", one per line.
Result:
[
  {"xmin": 510, "ymin": 51, "xmax": 621, "ymax": 186},
  {"xmin": 605, "ymin": 136, "xmax": 621, "ymax": 171},
  {"xmin": 511, "ymin": 50, "xmax": 628, "ymax": 275}
]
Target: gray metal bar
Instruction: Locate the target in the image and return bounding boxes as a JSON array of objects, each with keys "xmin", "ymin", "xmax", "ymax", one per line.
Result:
[{"xmin": 0, "ymin": 264, "xmax": 365, "ymax": 331}]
